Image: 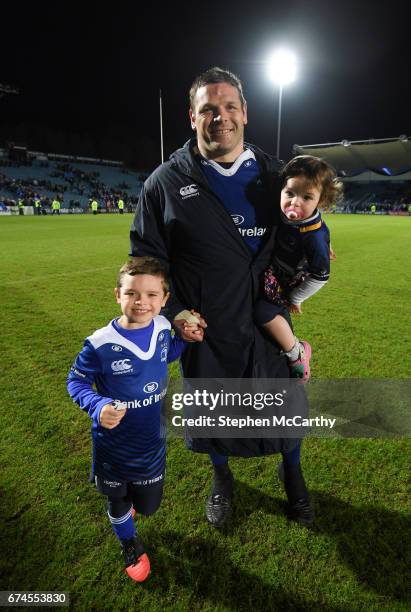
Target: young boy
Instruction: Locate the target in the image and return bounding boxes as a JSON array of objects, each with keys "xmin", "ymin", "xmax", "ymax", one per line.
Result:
[
  {"xmin": 67, "ymin": 257, "xmax": 203, "ymax": 582},
  {"xmin": 255, "ymin": 155, "xmax": 343, "ymax": 380}
]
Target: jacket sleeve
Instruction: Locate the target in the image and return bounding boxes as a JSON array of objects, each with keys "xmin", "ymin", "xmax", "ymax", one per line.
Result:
[
  {"xmin": 67, "ymin": 341, "xmax": 113, "ymax": 424},
  {"xmin": 129, "ymin": 180, "xmax": 186, "ymax": 321},
  {"xmin": 130, "ymin": 181, "xmax": 169, "ymax": 261}
]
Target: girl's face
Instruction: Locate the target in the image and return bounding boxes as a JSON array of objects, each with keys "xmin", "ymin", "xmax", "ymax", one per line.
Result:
[{"xmin": 280, "ymin": 176, "xmax": 322, "ymax": 221}]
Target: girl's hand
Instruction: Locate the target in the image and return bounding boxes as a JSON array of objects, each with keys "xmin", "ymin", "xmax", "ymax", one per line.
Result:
[{"xmin": 288, "ymin": 303, "xmax": 302, "ymax": 314}]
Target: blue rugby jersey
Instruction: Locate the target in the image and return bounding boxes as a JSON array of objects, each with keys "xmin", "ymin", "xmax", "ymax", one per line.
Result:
[
  {"xmin": 199, "ymin": 149, "xmax": 271, "ymax": 253},
  {"xmin": 273, "ymin": 210, "xmax": 330, "ymax": 282},
  {"xmin": 67, "ymin": 315, "xmax": 186, "ymax": 481}
]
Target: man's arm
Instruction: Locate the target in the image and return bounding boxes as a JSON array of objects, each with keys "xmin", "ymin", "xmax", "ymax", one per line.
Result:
[
  {"xmin": 130, "ymin": 183, "xmax": 205, "ymax": 341},
  {"xmin": 130, "ymin": 183, "xmax": 185, "ymax": 321}
]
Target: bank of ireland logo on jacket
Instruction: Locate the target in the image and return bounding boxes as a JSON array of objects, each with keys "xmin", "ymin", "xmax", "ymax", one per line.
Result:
[
  {"xmin": 143, "ymin": 381, "xmax": 159, "ymax": 393},
  {"xmin": 231, "ymin": 214, "xmax": 245, "ymax": 226},
  {"xmin": 180, "ymin": 184, "xmax": 199, "ymax": 199}
]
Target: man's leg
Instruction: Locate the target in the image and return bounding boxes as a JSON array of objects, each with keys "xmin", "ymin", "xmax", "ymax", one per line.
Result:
[
  {"xmin": 205, "ymin": 451, "xmax": 234, "ymax": 528},
  {"xmin": 279, "ymin": 442, "xmax": 314, "ymax": 526}
]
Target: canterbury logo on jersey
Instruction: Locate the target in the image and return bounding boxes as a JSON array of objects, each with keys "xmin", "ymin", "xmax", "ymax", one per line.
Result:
[
  {"xmin": 111, "ymin": 359, "xmax": 132, "ymax": 373},
  {"xmin": 180, "ymin": 184, "xmax": 199, "ymax": 198}
]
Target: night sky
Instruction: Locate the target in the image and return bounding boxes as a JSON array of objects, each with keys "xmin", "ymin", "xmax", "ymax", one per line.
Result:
[{"xmin": 1, "ymin": 0, "xmax": 409, "ymax": 169}]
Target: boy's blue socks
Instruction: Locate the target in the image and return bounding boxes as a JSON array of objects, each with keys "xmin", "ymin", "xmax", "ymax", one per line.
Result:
[{"xmin": 108, "ymin": 506, "xmax": 136, "ymax": 542}]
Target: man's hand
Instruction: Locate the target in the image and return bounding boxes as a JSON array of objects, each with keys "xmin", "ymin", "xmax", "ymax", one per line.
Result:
[
  {"xmin": 329, "ymin": 244, "xmax": 336, "ymax": 261},
  {"xmin": 100, "ymin": 402, "xmax": 127, "ymax": 429},
  {"xmin": 288, "ymin": 303, "xmax": 302, "ymax": 314},
  {"xmin": 173, "ymin": 309, "xmax": 207, "ymax": 342}
]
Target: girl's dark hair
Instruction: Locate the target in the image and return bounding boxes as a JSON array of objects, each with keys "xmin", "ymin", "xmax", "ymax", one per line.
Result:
[{"xmin": 280, "ymin": 155, "xmax": 343, "ymax": 208}]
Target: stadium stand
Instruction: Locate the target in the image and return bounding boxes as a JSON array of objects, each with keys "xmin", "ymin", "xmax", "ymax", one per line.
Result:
[
  {"xmin": 294, "ymin": 137, "xmax": 411, "ymax": 214},
  {"xmin": 0, "ymin": 147, "xmax": 148, "ymax": 215}
]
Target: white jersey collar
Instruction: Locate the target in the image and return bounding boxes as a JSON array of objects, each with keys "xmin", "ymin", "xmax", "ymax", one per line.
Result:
[{"xmin": 201, "ymin": 148, "xmax": 256, "ymax": 177}]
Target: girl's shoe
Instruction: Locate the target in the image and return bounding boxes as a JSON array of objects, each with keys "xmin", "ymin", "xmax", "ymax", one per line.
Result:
[{"xmin": 289, "ymin": 341, "xmax": 312, "ymax": 381}]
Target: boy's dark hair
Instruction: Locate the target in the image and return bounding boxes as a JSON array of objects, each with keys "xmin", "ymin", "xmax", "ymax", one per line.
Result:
[
  {"xmin": 280, "ymin": 155, "xmax": 343, "ymax": 208},
  {"xmin": 189, "ymin": 66, "xmax": 246, "ymax": 110},
  {"xmin": 117, "ymin": 257, "xmax": 169, "ymax": 294}
]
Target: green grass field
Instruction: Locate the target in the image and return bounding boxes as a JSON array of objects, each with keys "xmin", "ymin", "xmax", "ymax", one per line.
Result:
[{"xmin": 1, "ymin": 214, "xmax": 410, "ymax": 611}]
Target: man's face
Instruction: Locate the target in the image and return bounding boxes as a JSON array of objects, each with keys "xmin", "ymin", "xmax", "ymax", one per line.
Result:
[
  {"xmin": 189, "ymin": 83, "xmax": 247, "ymax": 162},
  {"xmin": 115, "ymin": 273, "xmax": 169, "ymax": 329}
]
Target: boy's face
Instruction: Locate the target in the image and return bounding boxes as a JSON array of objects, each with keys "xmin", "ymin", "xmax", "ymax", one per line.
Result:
[
  {"xmin": 280, "ymin": 176, "xmax": 322, "ymax": 221},
  {"xmin": 115, "ymin": 273, "xmax": 169, "ymax": 329}
]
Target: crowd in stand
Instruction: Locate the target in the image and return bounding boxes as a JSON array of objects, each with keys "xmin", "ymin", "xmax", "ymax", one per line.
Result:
[
  {"xmin": 1, "ymin": 157, "xmax": 410, "ymax": 216},
  {"xmin": 0, "ymin": 160, "xmax": 143, "ymax": 214},
  {"xmin": 337, "ymin": 183, "xmax": 411, "ymax": 214}
]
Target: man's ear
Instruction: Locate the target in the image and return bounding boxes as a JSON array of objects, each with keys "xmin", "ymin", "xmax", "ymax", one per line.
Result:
[
  {"xmin": 189, "ymin": 108, "xmax": 196, "ymax": 131},
  {"xmin": 243, "ymin": 99, "xmax": 248, "ymax": 125}
]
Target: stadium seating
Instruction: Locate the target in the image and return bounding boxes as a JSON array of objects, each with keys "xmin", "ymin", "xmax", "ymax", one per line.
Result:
[
  {"xmin": 0, "ymin": 154, "xmax": 148, "ymax": 213},
  {"xmin": 338, "ymin": 180, "xmax": 411, "ymax": 213}
]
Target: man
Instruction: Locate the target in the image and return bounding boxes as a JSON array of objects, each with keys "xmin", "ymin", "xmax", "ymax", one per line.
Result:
[
  {"xmin": 52, "ymin": 197, "xmax": 61, "ymax": 215},
  {"xmin": 90, "ymin": 198, "xmax": 99, "ymax": 215},
  {"xmin": 34, "ymin": 195, "xmax": 41, "ymax": 215},
  {"xmin": 130, "ymin": 67, "xmax": 313, "ymax": 528}
]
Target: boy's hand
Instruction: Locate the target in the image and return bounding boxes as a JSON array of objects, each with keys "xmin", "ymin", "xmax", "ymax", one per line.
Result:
[
  {"xmin": 173, "ymin": 309, "xmax": 207, "ymax": 342},
  {"xmin": 329, "ymin": 244, "xmax": 336, "ymax": 261},
  {"xmin": 100, "ymin": 402, "xmax": 127, "ymax": 429},
  {"xmin": 288, "ymin": 303, "xmax": 302, "ymax": 314}
]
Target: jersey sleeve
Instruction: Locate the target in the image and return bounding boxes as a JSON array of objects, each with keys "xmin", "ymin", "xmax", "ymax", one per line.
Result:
[
  {"xmin": 167, "ymin": 335, "xmax": 187, "ymax": 363},
  {"xmin": 66, "ymin": 340, "xmax": 113, "ymax": 424},
  {"xmin": 302, "ymin": 226, "xmax": 330, "ymax": 281}
]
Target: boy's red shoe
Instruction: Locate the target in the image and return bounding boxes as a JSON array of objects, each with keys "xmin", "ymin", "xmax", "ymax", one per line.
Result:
[{"xmin": 121, "ymin": 536, "xmax": 150, "ymax": 582}]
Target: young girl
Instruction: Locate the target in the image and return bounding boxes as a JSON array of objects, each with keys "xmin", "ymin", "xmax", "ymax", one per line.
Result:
[
  {"xmin": 67, "ymin": 257, "xmax": 203, "ymax": 582},
  {"xmin": 255, "ymin": 155, "xmax": 343, "ymax": 380}
]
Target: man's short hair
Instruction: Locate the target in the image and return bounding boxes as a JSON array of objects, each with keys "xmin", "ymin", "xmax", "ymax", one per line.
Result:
[
  {"xmin": 117, "ymin": 256, "xmax": 169, "ymax": 293},
  {"xmin": 189, "ymin": 67, "xmax": 246, "ymax": 110}
]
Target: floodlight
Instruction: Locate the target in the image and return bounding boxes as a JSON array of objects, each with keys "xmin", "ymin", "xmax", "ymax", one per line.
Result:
[
  {"xmin": 267, "ymin": 50, "xmax": 297, "ymax": 86},
  {"xmin": 267, "ymin": 49, "xmax": 297, "ymax": 160}
]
